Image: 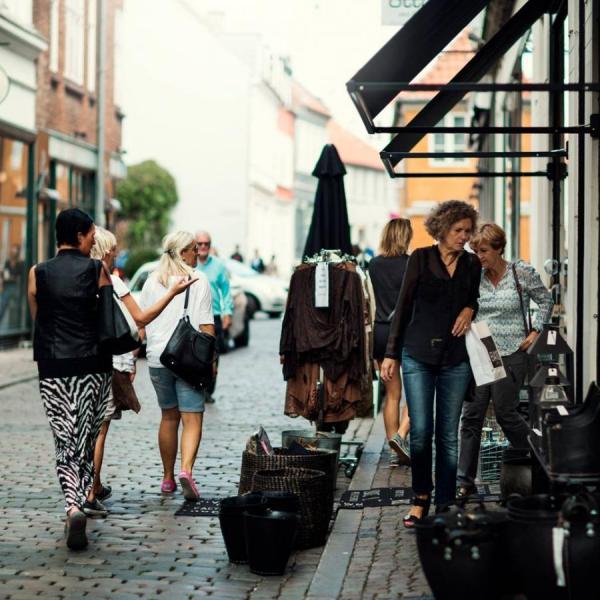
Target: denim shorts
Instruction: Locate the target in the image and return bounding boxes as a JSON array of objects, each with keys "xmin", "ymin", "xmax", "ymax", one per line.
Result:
[{"xmin": 149, "ymin": 367, "xmax": 205, "ymax": 413}]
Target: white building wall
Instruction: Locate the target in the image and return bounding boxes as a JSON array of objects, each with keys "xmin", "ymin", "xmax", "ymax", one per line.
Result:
[{"xmin": 119, "ymin": 0, "xmax": 252, "ymax": 257}]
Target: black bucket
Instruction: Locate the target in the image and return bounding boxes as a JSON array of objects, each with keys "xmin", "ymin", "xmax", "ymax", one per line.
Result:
[
  {"xmin": 245, "ymin": 510, "xmax": 298, "ymax": 576},
  {"xmin": 219, "ymin": 494, "xmax": 268, "ymax": 564},
  {"xmin": 500, "ymin": 448, "xmax": 532, "ymax": 500},
  {"xmin": 504, "ymin": 494, "xmax": 568, "ymax": 600},
  {"xmin": 257, "ymin": 491, "xmax": 300, "ymax": 513}
]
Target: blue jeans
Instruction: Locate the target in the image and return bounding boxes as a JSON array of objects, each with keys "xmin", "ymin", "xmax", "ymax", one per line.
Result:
[{"xmin": 402, "ymin": 350, "xmax": 473, "ymax": 506}]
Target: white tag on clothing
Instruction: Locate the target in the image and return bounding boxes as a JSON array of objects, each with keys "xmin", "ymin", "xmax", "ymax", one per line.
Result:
[
  {"xmin": 552, "ymin": 527, "xmax": 567, "ymax": 587},
  {"xmin": 315, "ymin": 263, "xmax": 329, "ymax": 308},
  {"xmin": 547, "ymin": 330, "xmax": 558, "ymax": 346},
  {"xmin": 557, "ymin": 405, "xmax": 569, "ymax": 416}
]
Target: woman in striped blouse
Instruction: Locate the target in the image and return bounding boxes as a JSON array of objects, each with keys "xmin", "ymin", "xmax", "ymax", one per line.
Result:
[{"xmin": 457, "ymin": 223, "xmax": 553, "ymax": 497}]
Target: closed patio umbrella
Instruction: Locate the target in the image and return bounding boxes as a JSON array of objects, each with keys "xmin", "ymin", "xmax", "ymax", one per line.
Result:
[{"xmin": 303, "ymin": 144, "xmax": 353, "ymax": 258}]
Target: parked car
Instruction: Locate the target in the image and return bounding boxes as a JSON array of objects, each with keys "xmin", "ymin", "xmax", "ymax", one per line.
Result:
[
  {"xmin": 224, "ymin": 258, "xmax": 288, "ymax": 319},
  {"xmin": 128, "ymin": 260, "xmax": 250, "ymax": 351}
]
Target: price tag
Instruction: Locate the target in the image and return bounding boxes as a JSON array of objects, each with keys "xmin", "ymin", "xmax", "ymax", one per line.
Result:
[
  {"xmin": 552, "ymin": 527, "xmax": 567, "ymax": 587},
  {"xmin": 532, "ymin": 427, "xmax": 543, "ymax": 437},
  {"xmin": 315, "ymin": 263, "xmax": 329, "ymax": 308},
  {"xmin": 547, "ymin": 330, "xmax": 558, "ymax": 346},
  {"xmin": 557, "ymin": 405, "xmax": 569, "ymax": 416}
]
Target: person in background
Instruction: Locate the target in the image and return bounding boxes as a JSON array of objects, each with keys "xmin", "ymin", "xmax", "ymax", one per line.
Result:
[
  {"xmin": 457, "ymin": 223, "xmax": 553, "ymax": 497},
  {"xmin": 195, "ymin": 230, "xmax": 234, "ymax": 402},
  {"xmin": 90, "ymin": 227, "xmax": 194, "ymax": 505},
  {"xmin": 250, "ymin": 249, "xmax": 265, "ymax": 273},
  {"xmin": 381, "ymin": 200, "xmax": 481, "ymax": 526},
  {"xmin": 27, "ymin": 209, "xmax": 111, "ymax": 550},
  {"xmin": 265, "ymin": 254, "xmax": 279, "ymax": 277},
  {"xmin": 0, "ymin": 243, "xmax": 25, "ymax": 329},
  {"xmin": 230, "ymin": 245, "xmax": 244, "ymax": 262},
  {"xmin": 368, "ymin": 218, "xmax": 413, "ymax": 465},
  {"xmin": 141, "ymin": 231, "xmax": 215, "ymax": 500}
]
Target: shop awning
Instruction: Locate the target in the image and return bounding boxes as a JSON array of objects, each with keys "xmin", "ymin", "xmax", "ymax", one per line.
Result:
[{"xmin": 347, "ymin": 0, "xmax": 558, "ymax": 176}]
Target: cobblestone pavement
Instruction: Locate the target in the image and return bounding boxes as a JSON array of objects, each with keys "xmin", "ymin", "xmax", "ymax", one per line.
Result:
[
  {"xmin": 339, "ymin": 451, "xmax": 432, "ymax": 600},
  {"xmin": 0, "ymin": 317, "xmax": 373, "ymax": 600}
]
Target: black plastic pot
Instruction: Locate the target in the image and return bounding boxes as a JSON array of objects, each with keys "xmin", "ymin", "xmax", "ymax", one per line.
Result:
[
  {"xmin": 244, "ymin": 510, "xmax": 298, "ymax": 576},
  {"xmin": 416, "ymin": 505, "xmax": 508, "ymax": 600},
  {"xmin": 219, "ymin": 494, "xmax": 268, "ymax": 564},
  {"xmin": 257, "ymin": 491, "xmax": 300, "ymax": 513},
  {"xmin": 500, "ymin": 448, "xmax": 532, "ymax": 500}
]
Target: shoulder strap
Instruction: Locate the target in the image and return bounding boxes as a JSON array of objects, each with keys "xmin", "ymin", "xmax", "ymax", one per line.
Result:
[
  {"xmin": 511, "ymin": 263, "xmax": 531, "ymax": 335},
  {"xmin": 182, "ymin": 275, "xmax": 191, "ymax": 318}
]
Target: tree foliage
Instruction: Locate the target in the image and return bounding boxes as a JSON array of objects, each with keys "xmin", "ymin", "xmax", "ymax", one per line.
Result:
[{"xmin": 117, "ymin": 160, "xmax": 178, "ymax": 250}]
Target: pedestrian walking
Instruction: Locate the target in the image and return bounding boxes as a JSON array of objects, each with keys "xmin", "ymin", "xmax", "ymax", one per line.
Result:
[
  {"xmin": 230, "ymin": 245, "xmax": 244, "ymax": 262},
  {"xmin": 0, "ymin": 243, "xmax": 25, "ymax": 330},
  {"xmin": 140, "ymin": 231, "xmax": 215, "ymax": 500},
  {"xmin": 90, "ymin": 227, "xmax": 195, "ymax": 504},
  {"xmin": 27, "ymin": 208, "xmax": 112, "ymax": 550},
  {"xmin": 195, "ymin": 230, "xmax": 234, "ymax": 402},
  {"xmin": 265, "ymin": 254, "xmax": 279, "ymax": 277},
  {"xmin": 457, "ymin": 223, "xmax": 553, "ymax": 497},
  {"xmin": 368, "ymin": 218, "xmax": 413, "ymax": 464},
  {"xmin": 381, "ymin": 200, "xmax": 481, "ymax": 525},
  {"xmin": 250, "ymin": 249, "xmax": 265, "ymax": 273}
]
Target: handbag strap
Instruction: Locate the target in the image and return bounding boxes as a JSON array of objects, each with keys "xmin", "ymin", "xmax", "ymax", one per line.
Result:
[
  {"xmin": 511, "ymin": 263, "xmax": 532, "ymax": 335},
  {"xmin": 182, "ymin": 275, "xmax": 191, "ymax": 318}
]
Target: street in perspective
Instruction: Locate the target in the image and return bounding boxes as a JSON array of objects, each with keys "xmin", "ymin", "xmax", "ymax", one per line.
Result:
[{"xmin": 1, "ymin": 0, "xmax": 600, "ymax": 599}]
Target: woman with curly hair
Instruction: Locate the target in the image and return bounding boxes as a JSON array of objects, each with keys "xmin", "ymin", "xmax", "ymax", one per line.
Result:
[{"xmin": 381, "ymin": 200, "xmax": 481, "ymax": 525}]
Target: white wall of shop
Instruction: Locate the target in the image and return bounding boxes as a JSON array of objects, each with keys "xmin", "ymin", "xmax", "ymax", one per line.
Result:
[{"xmin": 119, "ymin": 0, "xmax": 252, "ymax": 257}]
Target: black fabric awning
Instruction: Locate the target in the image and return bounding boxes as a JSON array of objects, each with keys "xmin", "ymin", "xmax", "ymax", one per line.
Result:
[{"xmin": 347, "ymin": 0, "xmax": 554, "ymax": 175}]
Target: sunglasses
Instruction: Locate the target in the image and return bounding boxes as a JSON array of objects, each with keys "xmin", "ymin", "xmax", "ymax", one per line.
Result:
[{"xmin": 197, "ymin": 241, "xmax": 211, "ymax": 247}]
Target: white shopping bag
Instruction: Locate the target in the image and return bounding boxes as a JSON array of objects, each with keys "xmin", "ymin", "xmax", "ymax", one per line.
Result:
[{"xmin": 465, "ymin": 321, "xmax": 507, "ymax": 387}]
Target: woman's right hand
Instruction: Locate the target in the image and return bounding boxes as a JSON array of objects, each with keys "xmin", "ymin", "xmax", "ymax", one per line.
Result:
[
  {"xmin": 380, "ymin": 358, "xmax": 398, "ymax": 382},
  {"xmin": 170, "ymin": 276, "xmax": 198, "ymax": 296}
]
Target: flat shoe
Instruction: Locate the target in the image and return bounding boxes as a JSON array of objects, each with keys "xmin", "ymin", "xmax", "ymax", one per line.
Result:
[
  {"xmin": 161, "ymin": 479, "xmax": 176, "ymax": 494},
  {"xmin": 178, "ymin": 470, "xmax": 200, "ymax": 501},
  {"xmin": 65, "ymin": 510, "xmax": 88, "ymax": 550},
  {"xmin": 457, "ymin": 484, "xmax": 477, "ymax": 499},
  {"xmin": 96, "ymin": 485, "xmax": 112, "ymax": 502},
  {"xmin": 389, "ymin": 434, "xmax": 410, "ymax": 466}
]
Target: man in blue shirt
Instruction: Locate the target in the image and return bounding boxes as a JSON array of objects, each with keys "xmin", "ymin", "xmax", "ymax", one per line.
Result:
[{"xmin": 195, "ymin": 230, "xmax": 234, "ymax": 402}]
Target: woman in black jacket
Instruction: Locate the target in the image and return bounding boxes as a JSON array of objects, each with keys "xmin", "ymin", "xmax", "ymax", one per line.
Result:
[{"xmin": 381, "ymin": 201, "xmax": 481, "ymax": 526}]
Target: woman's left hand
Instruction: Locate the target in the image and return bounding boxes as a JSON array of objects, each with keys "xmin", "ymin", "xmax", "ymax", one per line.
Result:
[
  {"xmin": 452, "ymin": 307, "xmax": 474, "ymax": 337},
  {"xmin": 519, "ymin": 330, "xmax": 539, "ymax": 352}
]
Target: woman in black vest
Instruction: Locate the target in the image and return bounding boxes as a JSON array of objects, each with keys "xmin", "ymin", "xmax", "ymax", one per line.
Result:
[
  {"xmin": 27, "ymin": 209, "xmax": 112, "ymax": 550},
  {"xmin": 381, "ymin": 201, "xmax": 481, "ymax": 526}
]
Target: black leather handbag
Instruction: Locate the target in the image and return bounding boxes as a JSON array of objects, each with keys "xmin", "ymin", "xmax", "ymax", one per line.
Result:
[
  {"xmin": 160, "ymin": 284, "xmax": 216, "ymax": 389},
  {"xmin": 97, "ymin": 268, "xmax": 141, "ymax": 355}
]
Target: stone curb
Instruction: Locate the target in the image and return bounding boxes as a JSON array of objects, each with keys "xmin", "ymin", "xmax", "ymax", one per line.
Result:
[
  {"xmin": 306, "ymin": 410, "xmax": 385, "ymax": 599},
  {"xmin": 0, "ymin": 373, "xmax": 38, "ymax": 391}
]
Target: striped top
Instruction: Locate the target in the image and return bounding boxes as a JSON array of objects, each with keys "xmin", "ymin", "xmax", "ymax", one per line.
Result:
[{"xmin": 476, "ymin": 260, "xmax": 553, "ymax": 356}]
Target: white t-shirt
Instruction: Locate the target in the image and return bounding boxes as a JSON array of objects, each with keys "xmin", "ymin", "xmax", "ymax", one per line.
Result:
[{"xmin": 140, "ymin": 272, "xmax": 214, "ymax": 368}]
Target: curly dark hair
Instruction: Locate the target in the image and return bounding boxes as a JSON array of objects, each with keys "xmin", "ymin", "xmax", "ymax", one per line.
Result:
[{"xmin": 424, "ymin": 200, "xmax": 479, "ymax": 241}]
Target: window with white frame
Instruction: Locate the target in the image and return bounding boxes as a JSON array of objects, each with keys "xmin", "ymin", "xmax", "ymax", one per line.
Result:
[
  {"xmin": 65, "ymin": 0, "xmax": 85, "ymax": 85},
  {"xmin": 87, "ymin": 0, "xmax": 96, "ymax": 91},
  {"xmin": 49, "ymin": 0, "xmax": 59, "ymax": 72},
  {"xmin": 429, "ymin": 113, "xmax": 468, "ymax": 165},
  {"xmin": 0, "ymin": 0, "xmax": 33, "ymax": 25}
]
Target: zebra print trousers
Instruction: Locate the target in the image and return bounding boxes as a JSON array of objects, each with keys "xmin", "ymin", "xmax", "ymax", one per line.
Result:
[{"xmin": 40, "ymin": 372, "xmax": 111, "ymax": 512}]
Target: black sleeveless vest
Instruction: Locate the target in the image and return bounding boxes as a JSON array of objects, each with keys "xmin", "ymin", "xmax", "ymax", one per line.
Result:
[{"xmin": 34, "ymin": 249, "xmax": 111, "ymax": 378}]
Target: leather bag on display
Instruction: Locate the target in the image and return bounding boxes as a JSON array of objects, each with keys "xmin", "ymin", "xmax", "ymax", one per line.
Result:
[
  {"xmin": 544, "ymin": 382, "xmax": 600, "ymax": 476},
  {"xmin": 160, "ymin": 284, "xmax": 216, "ymax": 389}
]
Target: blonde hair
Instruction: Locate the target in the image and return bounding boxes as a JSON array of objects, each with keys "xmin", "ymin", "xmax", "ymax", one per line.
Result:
[
  {"xmin": 470, "ymin": 222, "xmax": 507, "ymax": 254},
  {"xmin": 90, "ymin": 226, "xmax": 117, "ymax": 260},
  {"xmin": 155, "ymin": 231, "xmax": 195, "ymax": 287},
  {"xmin": 379, "ymin": 218, "xmax": 413, "ymax": 257}
]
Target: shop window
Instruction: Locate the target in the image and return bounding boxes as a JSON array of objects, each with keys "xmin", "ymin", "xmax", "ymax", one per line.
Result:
[
  {"xmin": 0, "ymin": 136, "xmax": 29, "ymax": 336},
  {"xmin": 429, "ymin": 113, "xmax": 468, "ymax": 166},
  {"xmin": 65, "ymin": 0, "xmax": 85, "ymax": 85}
]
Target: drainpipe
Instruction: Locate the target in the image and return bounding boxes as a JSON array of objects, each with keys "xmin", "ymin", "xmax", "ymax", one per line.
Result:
[{"xmin": 95, "ymin": 0, "xmax": 107, "ymax": 226}]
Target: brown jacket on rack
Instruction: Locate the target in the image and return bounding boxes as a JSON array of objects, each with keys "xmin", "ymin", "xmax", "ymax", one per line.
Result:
[{"xmin": 280, "ymin": 262, "xmax": 366, "ymax": 383}]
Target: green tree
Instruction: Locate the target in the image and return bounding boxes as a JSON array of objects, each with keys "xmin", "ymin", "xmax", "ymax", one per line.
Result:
[{"xmin": 117, "ymin": 160, "xmax": 178, "ymax": 250}]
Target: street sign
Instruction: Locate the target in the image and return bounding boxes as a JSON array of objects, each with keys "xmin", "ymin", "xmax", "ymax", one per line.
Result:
[
  {"xmin": 0, "ymin": 65, "xmax": 10, "ymax": 104},
  {"xmin": 381, "ymin": 0, "xmax": 430, "ymax": 27}
]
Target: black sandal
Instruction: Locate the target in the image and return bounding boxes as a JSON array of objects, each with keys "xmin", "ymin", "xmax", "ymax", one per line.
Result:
[
  {"xmin": 403, "ymin": 496, "xmax": 431, "ymax": 528},
  {"xmin": 457, "ymin": 484, "xmax": 476, "ymax": 499}
]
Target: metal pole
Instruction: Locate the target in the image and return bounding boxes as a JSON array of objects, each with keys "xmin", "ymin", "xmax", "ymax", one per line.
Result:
[{"xmin": 94, "ymin": 0, "xmax": 107, "ymax": 226}]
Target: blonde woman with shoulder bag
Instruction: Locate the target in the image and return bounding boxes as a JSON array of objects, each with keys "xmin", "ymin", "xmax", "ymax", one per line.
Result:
[{"xmin": 141, "ymin": 231, "xmax": 214, "ymax": 500}]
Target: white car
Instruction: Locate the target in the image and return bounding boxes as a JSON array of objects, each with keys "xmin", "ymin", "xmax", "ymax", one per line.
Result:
[
  {"xmin": 224, "ymin": 259, "xmax": 288, "ymax": 319},
  {"xmin": 129, "ymin": 260, "xmax": 250, "ymax": 350}
]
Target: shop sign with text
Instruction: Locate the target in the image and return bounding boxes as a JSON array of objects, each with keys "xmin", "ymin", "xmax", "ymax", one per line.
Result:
[{"xmin": 382, "ymin": 0, "xmax": 429, "ymax": 26}]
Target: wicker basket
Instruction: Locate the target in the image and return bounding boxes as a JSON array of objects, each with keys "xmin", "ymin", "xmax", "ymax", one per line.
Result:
[
  {"xmin": 251, "ymin": 467, "xmax": 333, "ymax": 549},
  {"xmin": 238, "ymin": 447, "xmax": 337, "ymax": 495}
]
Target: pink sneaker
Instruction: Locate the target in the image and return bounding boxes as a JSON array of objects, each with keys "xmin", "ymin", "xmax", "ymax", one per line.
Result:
[
  {"xmin": 178, "ymin": 470, "xmax": 200, "ymax": 501},
  {"xmin": 161, "ymin": 479, "xmax": 176, "ymax": 494}
]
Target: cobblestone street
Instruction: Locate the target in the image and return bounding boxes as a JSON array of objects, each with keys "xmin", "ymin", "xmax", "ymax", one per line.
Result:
[{"xmin": 0, "ymin": 317, "xmax": 372, "ymax": 600}]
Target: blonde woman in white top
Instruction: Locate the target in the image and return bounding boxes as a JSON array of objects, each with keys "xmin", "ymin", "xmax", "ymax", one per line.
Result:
[
  {"xmin": 141, "ymin": 231, "xmax": 214, "ymax": 500},
  {"xmin": 90, "ymin": 227, "xmax": 195, "ymax": 511}
]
